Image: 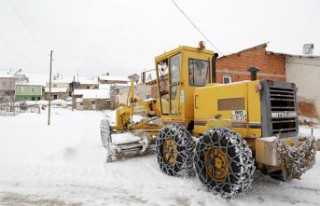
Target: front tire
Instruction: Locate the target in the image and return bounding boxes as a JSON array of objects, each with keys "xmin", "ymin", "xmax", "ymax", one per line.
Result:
[
  {"xmin": 156, "ymin": 124, "xmax": 195, "ymax": 177},
  {"xmin": 100, "ymin": 119, "xmax": 113, "ymax": 162},
  {"xmin": 194, "ymin": 128, "xmax": 255, "ymax": 197}
]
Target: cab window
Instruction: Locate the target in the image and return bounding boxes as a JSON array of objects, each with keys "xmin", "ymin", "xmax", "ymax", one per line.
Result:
[{"xmin": 188, "ymin": 59, "xmax": 210, "ymax": 86}]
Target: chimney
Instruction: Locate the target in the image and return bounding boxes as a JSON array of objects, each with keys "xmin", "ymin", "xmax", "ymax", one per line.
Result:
[{"xmin": 247, "ymin": 67, "xmax": 260, "ymax": 81}]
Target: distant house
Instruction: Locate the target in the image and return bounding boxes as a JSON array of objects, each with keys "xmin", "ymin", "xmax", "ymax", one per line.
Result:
[
  {"xmin": 0, "ymin": 71, "xmax": 29, "ymax": 96},
  {"xmin": 15, "ymin": 83, "xmax": 44, "ymax": 101},
  {"xmin": 79, "ymin": 78, "xmax": 98, "ymax": 89},
  {"xmin": 98, "ymin": 74, "xmax": 129, "ymax": 85},
  {"xmin": 45, "ymin": 80, "xmax": 71, "ymax": 100},
  {"xmin": 98, "ymin": 74, "xmax": 129, "ymax": 109},
  {"xmin": 73, "ymin": 89, "xmax": 110, "ymax": 110}
]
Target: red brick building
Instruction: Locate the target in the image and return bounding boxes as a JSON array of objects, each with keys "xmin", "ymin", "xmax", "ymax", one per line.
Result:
[{"xmin": 216, "ymin": 43, "xmax": 286, "ymax": 83}]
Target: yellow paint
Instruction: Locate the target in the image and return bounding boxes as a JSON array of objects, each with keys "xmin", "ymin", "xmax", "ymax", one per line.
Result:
[{"xmin": 155, "ymin": 46, "xmax": 213, "ymax": 128}]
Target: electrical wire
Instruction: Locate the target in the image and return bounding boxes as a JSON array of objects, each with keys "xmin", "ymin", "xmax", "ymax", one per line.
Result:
[
  {"xmin": 0, "ymin": 32, "xmax": 42, "ymax": 70},
  {"xmin": 17, "ymin": 0, "xmax": 52, "ymax": 50},
  {"xmin": 7, "ymin": 0, "xmax": 48, "ymax": 53},
  {"xmin": 170, "ymin": 0, "xmax": 224, "ymax": 55}
]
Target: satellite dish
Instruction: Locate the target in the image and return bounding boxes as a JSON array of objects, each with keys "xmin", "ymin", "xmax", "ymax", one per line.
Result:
[{"xmin": 303, "ymin": 43, "xmax": 314, "ymax": 55}]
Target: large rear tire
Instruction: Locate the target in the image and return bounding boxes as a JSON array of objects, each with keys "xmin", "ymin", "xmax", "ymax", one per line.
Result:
[
  {"xmin": 156, "ymin": 124, "xmax": 195, "ymax": 177},
  {"xmin": 194, "ymin": 128, "xmax": 255, "ymax": 197}
]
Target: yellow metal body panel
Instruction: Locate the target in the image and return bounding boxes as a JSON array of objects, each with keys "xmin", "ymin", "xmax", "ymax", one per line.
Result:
[{"xmin": 194, "ymin": 80, "xmax": 262, "ymax": 144}]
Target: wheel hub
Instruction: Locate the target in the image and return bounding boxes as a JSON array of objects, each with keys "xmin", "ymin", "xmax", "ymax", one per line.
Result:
[
  {"xmin": 204, "ymin": 147, "xmax": 228, "ymax": 181},
  {"xmin": 162, "ymin": 138, "xmax": 178, "ymax": 165}
]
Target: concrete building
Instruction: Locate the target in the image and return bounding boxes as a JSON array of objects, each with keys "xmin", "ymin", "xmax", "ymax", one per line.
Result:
[
  {"xmin": 286, "ymin": 55, "xmax": 320, "ymax": 118},
  {"xmin": 45, "ymin": 80, "xmax": 71, "ymax": 100},
  {"xmin": 79, "ymin": 78, "xmax": 98, "ymax": 89},
  {"xmin": 0, "ymin": 71, "xmax": 29, "ymax": 96},
  {"xmin": 73, "ymin": 89, "xmax": 110, "ymax": 110}
]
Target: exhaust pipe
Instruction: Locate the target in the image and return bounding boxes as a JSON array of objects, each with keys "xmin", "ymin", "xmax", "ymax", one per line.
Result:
[
  {"xmin": 247, "ymin": 67, "xmax": 260, "ymax": 81},
  {"xmin": 211, "ymin": 53, "xmax": 219, "ymax": 83}
]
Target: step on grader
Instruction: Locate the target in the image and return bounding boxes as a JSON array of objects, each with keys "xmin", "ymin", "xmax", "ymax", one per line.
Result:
[{"xmin": 100, "ymin": 43, "xmax": 316, "ymax": 197}]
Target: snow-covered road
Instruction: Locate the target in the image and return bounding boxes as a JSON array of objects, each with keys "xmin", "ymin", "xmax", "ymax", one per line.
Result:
[{"xmin": 0, "ymin": 109, "xmax": 320, "ymax": 206}]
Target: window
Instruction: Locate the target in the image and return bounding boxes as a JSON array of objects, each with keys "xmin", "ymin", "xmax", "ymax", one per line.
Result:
[
  {"xmin": 53, "ymin": 95, "xmax": 58, "ymax": 100},
  {"xmin": 157, "ymin": 59, "xmax": 169, "ymax": 114},
  {"xmin": 53, "ymin": 84, "xmax": 57, "ymax": 88},
  {"xmin": 31, "ymin": 87, "xmax": 36, "ymax": 92},
  {"xmin": 18, "ymin": 86, "xmax": 23, "ymax": 92},
  {"xmin": 189, "ymin": 59, "xmax": 210, "ymax": 86},
  {"xmin": 223, "ymin": 76, "xmax": 232, "ymax": 84},
  {"xmin": 31, "ymin": 97, "xmax": 35, "ymax": 101},
  {"xmin": 169, "ymin": 54, "xmax": 180, "ymax": 114}
]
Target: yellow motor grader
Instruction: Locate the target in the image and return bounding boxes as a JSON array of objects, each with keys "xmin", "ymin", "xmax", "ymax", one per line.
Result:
[{"xmin": 100, "ymin": 44, "xmax": 316, "ymax": 197}]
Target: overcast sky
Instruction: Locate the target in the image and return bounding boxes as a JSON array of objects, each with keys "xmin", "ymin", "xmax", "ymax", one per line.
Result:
[{"xmin": 0, "ymin": 0, "xmax": 319, "ymax": 78}]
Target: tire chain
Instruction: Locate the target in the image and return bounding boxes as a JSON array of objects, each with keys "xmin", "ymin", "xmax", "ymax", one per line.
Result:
[
  {"xmin": 156, "ymin": 124, "xmax": 195, "ymax": 177},
  {"xmin": 194, "ymin": 128, "xmax": 255, "ymax": 197},
  {"xmin": 276, "ymin": 135, "xmax": 316, "ymax": 180}
]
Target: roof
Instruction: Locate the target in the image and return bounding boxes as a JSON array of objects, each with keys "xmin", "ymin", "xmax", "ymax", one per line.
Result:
[
  {"xmin": 15, "ymin": 82, "xmax": 43, "ymax": 87},
  {"xmin": 236, "ymin": 42, "xmax": 268, "ymax": 55},
  {"xmin": 51, "ymin": 79, "xmax": 71, "ymax": 84},
  {"xmin": 219, "ymin": 42, "xmax": 320, "ymax": 59},
  {"xmin": 98, "ymin": 75, "xmax": 129, "ymax": 82},
  {"xmin": 45, "ymin": 87, "xmax": 68, "ymax": 93},
  {"xmin": 99, "ymin": 84, "xmax": 111, "ymax": 89},
  {"xmin": 79, "ymin": 78, "xmax": 98, "ymax": 85},
  {"xmin": 155, "ymin": 45, "xmax": 214, "ymax": 62},
  {"xmin": 266, "ymin": 51, "xmax": 320, "ymax": 58},
  {"xmin": 74, "ymin": 89, "xmax": 110, "ymax": 99}
]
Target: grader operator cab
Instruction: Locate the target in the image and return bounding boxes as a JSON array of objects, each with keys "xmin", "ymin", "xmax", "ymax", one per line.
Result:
[{"xmin": 101, "ymin": 45, "xmax": 316, "ymax": 197}]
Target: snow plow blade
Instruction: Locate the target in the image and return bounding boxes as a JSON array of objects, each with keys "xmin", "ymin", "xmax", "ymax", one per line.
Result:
[
  {"xmin": 276, "ymin": 135, "xmax": 316, "ymax": 180},
  {"xmin": 100, "ymin": 119, "xmax": 160, "ymax": 162}
]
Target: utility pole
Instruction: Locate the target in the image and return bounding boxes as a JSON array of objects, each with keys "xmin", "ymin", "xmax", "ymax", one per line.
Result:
[{"xmin": 48, "ymin": 50, "xmax": 53, "ymax": 125}]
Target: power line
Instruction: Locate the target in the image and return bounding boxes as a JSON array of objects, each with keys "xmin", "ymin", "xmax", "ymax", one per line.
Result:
[
  {"xmin": 0, "ymin": 32, "xmax": 42, "ymax": 70},
  {"xmin": 170, "ymin": 0, "xmax": 224, "ymax": 55},
  {"xmin": 7, "ymin": 0, "xmax": 48, "ymax": 53},
  {"xmin": 17, "ymin": 0, "xmax": 52, "ymax": 50}
]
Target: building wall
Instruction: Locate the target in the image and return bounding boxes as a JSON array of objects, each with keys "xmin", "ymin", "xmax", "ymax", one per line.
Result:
[
  {"xmin": 0, "ymin": 77, "xmax": 17, "ymax": 91},
  {"xmin": 286, "ymin": 56, "xmax": 320, "ymax": 118},
  {"xmin": 82, "ymin": 99, "xmax": 110, "ymax": 110},
  {"xmin": 216, "ymin": 45, "xmax": 286, "ymax": 83},
  {"xmin": 15, "ymin": 85, "xmax": 44, "ymax": 101},
  {"xmin": 15, "ymin": 85, "xmax": 43, "ymax": 96},
  {"xmin": 16, "ymin": 95, "xmax": 43, "ymax": 101},
  {"xmin": 79, "ymin": 84, "xmax": 98, "ymax": 89},
  {"xmin": 44, "ymin": 92, "xmax": 69, "ymax": 100}
]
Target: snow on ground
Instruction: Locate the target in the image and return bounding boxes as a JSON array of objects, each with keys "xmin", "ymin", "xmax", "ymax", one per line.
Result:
[{"xmin": 0, "ymin": 109, "xmax": 320, "ymax": 206}]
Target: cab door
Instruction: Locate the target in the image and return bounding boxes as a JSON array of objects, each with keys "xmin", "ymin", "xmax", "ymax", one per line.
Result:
[{"xmin": 156, "ymin": 53, "xmax": 181, "ymax": 116}]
